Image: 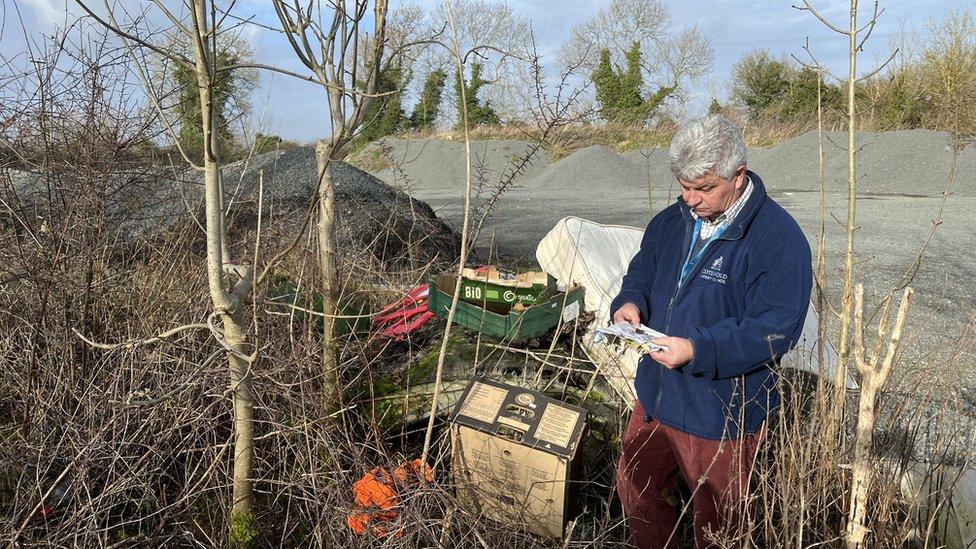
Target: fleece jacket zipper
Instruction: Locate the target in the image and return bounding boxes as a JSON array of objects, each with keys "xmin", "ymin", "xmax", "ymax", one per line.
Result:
[
  {"xmin": 655, "ymin": 219, "xmax": 696, "ymax": 416},
  {"xmin": 655, "ymin": 221, "xmax": 745, "ymax": 416}
]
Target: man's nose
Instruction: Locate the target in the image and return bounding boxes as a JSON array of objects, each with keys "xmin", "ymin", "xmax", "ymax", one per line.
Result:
[{"xmin": 684, "ymin": 190, "xmax": 700, "ymax": 206}]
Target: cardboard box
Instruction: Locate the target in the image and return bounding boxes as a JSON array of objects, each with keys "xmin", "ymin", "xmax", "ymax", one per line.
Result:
[
  {"xmin": 450, "ymin": 377, "xmax": 587, "ymax": 538},
  {"xmin": 457, "ymin": 267, "xmax": 553, "ymax": 306}
]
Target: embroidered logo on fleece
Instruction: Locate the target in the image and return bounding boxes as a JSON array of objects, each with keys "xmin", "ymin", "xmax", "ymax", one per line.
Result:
[{"xmin": 700, "ymin": 256, "xmax": 728, "ymax": 284}]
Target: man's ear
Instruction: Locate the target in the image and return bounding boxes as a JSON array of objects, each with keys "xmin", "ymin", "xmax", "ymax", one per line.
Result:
[{"xmin": 734, "ymin": 165, "xmax": 747, "ymax": 190}]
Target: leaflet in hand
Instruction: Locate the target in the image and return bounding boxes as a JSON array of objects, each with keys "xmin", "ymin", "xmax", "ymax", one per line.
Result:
[{"xmin": 594, "ymin": 322, "xmax": 669, "ymax": 354}]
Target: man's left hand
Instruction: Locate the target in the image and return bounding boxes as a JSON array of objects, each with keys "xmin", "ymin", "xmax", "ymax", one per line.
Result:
[{"xmin": 649, "ymin": 337, "xmax": 694, "ymax": 369}]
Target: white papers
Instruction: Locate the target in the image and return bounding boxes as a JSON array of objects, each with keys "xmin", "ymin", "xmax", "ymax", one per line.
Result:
[{"xmin": 593, "ymin": 322, "xmax": 669, "ymax": 354}]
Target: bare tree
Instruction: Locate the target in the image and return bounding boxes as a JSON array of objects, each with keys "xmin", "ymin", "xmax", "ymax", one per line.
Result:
[
  {"xmin": 425, "ymin": 0, "xmax": 532, "ymax": 124},
  {"xmin": 270, "ymin": 0, "xmax": 390, "ymax": 412},
  {"xmin": 72, "ymin": 0, "xmax": 261, "ymax": 542},
  {"xmin": 794, "ymin": 1, "xmax": 915, "ymax": 546}
]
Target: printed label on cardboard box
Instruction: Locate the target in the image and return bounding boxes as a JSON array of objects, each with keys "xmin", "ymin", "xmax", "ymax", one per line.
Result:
[
  {"xmin": 451, "ymin": 378, "xmax": 589, "ymax": 539},
  {"xmin": 561, "ymin": 300, "xmax": 580, "ymax": 323},
  {"xmin": 535, "ymin": 404, "xmax": 581, "ymax": 448},
  {"xmin": 457, "ymin": 381, "xmax": 508, "ymax": 423}
]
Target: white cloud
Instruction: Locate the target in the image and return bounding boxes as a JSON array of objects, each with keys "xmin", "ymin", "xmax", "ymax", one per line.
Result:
[{"xmin": 21, "ymin": 0, "xmax": 67, "ymax": 30}]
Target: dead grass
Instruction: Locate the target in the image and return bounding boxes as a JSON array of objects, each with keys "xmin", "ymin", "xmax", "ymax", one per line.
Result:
[{"xmin": 349, "ymin": 113, "xmax": 863, "ymax": 164}]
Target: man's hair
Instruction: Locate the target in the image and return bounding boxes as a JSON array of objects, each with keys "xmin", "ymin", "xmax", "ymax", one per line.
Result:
[{"xmin": 668, "ymin": 115, "xmax": 747, "ymax": 181}]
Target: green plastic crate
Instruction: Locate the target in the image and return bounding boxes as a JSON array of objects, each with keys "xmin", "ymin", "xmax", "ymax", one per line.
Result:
[
  {"xmin": 429, "ymin": 274, "xmax": 585, "ymax": 340},
  {"xmin": 457, "ymin": 271, "xmax": 555, "ymax": 306}
]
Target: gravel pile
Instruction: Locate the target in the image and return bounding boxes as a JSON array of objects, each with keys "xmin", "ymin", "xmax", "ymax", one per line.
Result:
[
  {"xmin": 213, "ymin": 147, "xmax": 462, "ymax": 269},
  {"xmin": 5, "ymin": 148, "xmax": 462, "ymax": 271},
  {"xmin": 622, "ymin": 129, "xmax": 974, "ymax": 198},
  {"xmin": 364, "ymin": 138, "xmax": 552, "ymax": 197},
  {"xmin": 751, "ymin": 129, "xmax": 972, "ymax": 196},
  {"xmin": 532, "ymin": 145, "xmax": 647, "ymax": 191},
  {"xmin": 6, "ymin": 166, "xmax": 189, "ymax": 240},
  {"xmin": 363, "ymin": 130, "xmax": 972, "ymax": 201},
  {"xmin": 221, "ymin": 144, "xmax": 319, "ymax": 212}
]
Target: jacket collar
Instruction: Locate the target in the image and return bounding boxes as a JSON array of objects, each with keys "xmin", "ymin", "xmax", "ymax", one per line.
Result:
[{"xmin": 678, "ymin": 169, "xmax": 767, "ymax": 240}]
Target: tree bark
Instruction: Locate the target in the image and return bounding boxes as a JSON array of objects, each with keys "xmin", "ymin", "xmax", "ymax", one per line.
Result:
[
  {"xmin": 314, "ymin": 140, "xmax": 340, "ymax": 412},
  {"xmin": 846, "ymin": 370, "xmax": 876, "ymax": 548},
  {"xmin": 224, "ymin": 312, "xmax": 256, "ymax": 542},
  {"xmin": 191, "ymin": 0, "xmax": 256, "ymax": 542},
  {"xmin": 845, "ymin": 285, "xmax": 913, "ymax": 548},
  {"xmin": 833, "ymin": 0, "xmax": 860, "ymax": 428}
]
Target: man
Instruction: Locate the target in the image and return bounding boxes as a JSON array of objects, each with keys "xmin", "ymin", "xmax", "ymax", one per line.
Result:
[{"xmin": 611, "ymin": 115, "xmax": 811, "ymax": 548}]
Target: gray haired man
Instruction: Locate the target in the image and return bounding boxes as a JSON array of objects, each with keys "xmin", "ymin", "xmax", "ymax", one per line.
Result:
[{"xmin": 611, "ymin": 115, "xmax": 812, "ymax": 547}]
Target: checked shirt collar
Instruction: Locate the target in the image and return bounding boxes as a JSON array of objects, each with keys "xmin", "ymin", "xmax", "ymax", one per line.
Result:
[{"xmin": 690, "ymin": 176, "xmax": 754, "ymax": 240}]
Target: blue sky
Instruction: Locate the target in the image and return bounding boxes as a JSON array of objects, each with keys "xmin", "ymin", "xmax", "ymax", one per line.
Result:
[{"xmin": 2, "ymin": 0, "xmax": 970, "ymax": 142}]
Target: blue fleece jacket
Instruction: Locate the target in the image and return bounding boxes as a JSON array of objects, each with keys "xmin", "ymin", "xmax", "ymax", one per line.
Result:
[{"xmin": 610, "ymin": 172, "xmax": 811, "ymax": 440}]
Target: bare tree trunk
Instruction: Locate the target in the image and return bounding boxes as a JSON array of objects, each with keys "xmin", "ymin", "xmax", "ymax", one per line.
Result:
[
  {"xmin": 223, "ymin": 315, "xmax": 256, "ymax": 541},
  {"xmin": 815, "ymin": 73, "xmax": 827, "ymax": 383},
  {"xmin": 270, "ymin": 0, "xmax": 389, "ymax": 416},
  {"xmin": 845, "ymin": 285, "xmax": 913, "ymax": 548},
  {"xmin": 833, "ymin": 0, "xmax": 860, "ymax": 429},
  {"xmin": 315, "ymin": 140, "xmax": 340, "ymax": 412},
  {"xmin": 191, "ymin": 0, "xmax": 256, "ymax": 542}
]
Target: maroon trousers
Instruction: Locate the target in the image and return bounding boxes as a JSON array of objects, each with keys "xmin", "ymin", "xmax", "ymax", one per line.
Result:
[{"xmin": 616, "ymin": 400, "xmax": 765, "ymax": 548}]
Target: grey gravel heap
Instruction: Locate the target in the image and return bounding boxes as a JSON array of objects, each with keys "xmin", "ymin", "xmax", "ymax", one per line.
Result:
[
  {"xmin": 218, "ymin": 147, "xmax": 460, "ymax": 269},
  {"xmin": 5, "ymin": 147, "xmax": 461, "ymax": 271},
  {"xmin": 365, "ymin": 138, "xmax": 552, "ymax": 199}
]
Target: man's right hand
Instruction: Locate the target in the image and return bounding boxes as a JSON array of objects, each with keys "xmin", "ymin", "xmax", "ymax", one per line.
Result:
[{"xmin": 612, "ymin": 302, "xmax": 641, "ymax": 326}]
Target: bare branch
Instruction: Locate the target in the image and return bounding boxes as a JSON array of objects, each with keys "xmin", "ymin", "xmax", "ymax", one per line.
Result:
[
  {"xmin": 76, "ymin": 0, "xmax": 202, "ymax": 166},
  {"xmin": 856, "ymin": 1, "xmax": 882, "ymax": 49},
  {"xmin": 148, "ymin": 0, "xmax": 195, "ymax": 39},
  {"xmin": 74, "ymin": 0, "xmax": 194, "ymax": 66},
  {"xmin": 72, "ymin": 323, "xmax": 209, "ymax": 350},
  {"xmin": 792, "ymin": 1, "xmax": 849, "ymax": 36},
  {"xmin": 856, "ymin": 48, "xmax": 898, "ymax": 82},
  {"xmin": 877, "ymin": 287, "xmax": 913, "ymax": 385}
]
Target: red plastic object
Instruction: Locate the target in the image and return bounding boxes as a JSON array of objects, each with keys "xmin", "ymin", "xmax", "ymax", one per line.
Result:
[{"xmin": 372, "ymin": 285, "xmax": 435, "ymax": 340}]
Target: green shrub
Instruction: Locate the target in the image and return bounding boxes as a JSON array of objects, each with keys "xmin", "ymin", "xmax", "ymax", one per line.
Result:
[
  {"xmin": 592, "ymin": 42, "xmax": 672, "ymax": 125},
  {"xmin": 454, "ymin": 62, "xmax": 499, "ymax": 127},
  {"xmin": 409, "ymin": 69, "xmax": 447, "ymax": 130}
]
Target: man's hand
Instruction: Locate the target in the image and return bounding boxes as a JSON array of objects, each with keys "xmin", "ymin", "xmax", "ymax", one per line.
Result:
[
  {"xmin": 649, "ymin": 337, "xmax": 694, "ymax": 369},
  {"xmin": 612, "ymin": 302, "xmax": 641, "ymax": 326}
]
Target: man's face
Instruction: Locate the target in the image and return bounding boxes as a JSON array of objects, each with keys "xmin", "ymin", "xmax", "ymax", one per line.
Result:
[{"xmin": 679, "ymin": 166, "xmax": 747, "ymax": 221}]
